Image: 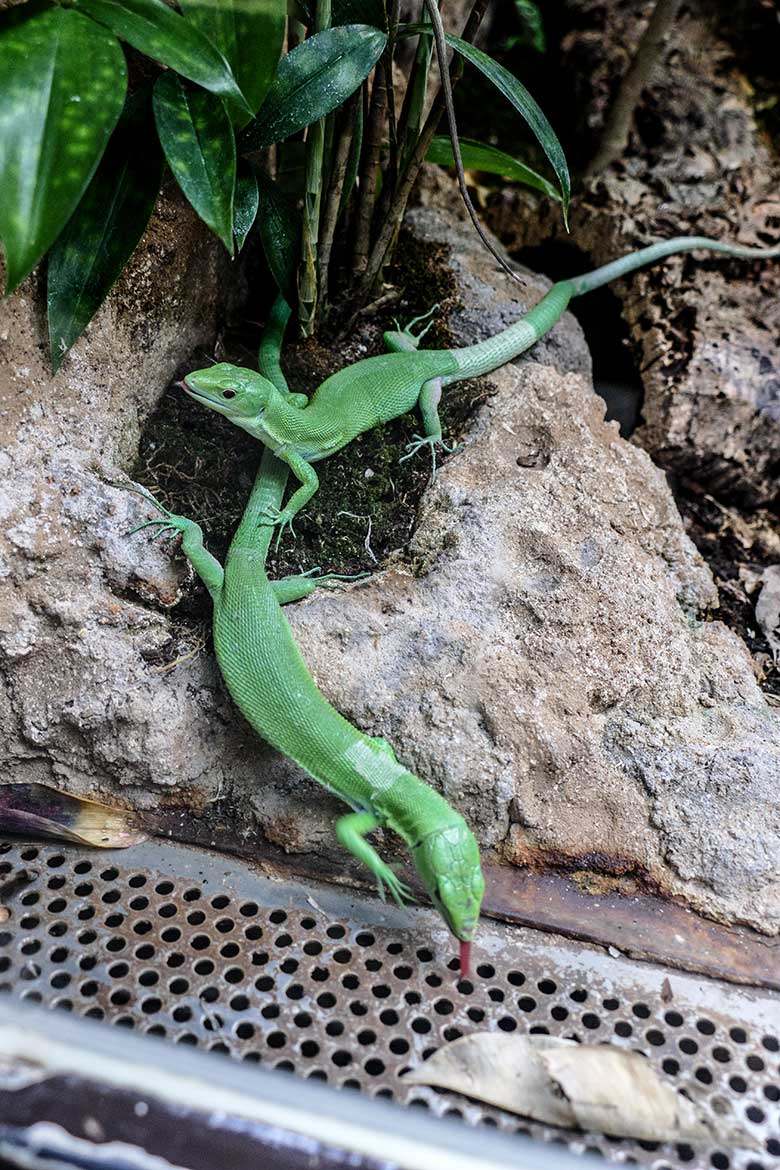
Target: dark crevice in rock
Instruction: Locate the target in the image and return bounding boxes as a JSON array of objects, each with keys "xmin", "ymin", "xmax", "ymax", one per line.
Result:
[
  {"xmin": 712, "ymin": 0, "xmax": 780, "ymax": 143},
  {"xmin": 513, "ymin": 240, "xmax": 645, "ymax": 437},
  {"xmin": 673, "ymin": 480, "xmax": 780, "ymax": 698}
]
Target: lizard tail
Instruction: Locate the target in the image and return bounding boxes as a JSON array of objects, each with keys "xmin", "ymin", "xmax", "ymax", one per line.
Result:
[
  {"xmin": 569, "ymin": 235, "xmax": 780, "ymax": 297},
  {"xmin": 450, "ymin": 234, "xmax": 779, "ymax": 380}
]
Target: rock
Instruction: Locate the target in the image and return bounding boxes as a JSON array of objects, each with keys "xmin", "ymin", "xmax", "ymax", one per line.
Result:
[
  {"xmin": 274, "ymin": 207, "xmax": 779, "ymax": 936},
  {"xmin": 487, "ymin": 0, "xmax": 780, "ymax": 505},
  {"xmin": 261, "ymin": 208, "xmax": 780, "ymax": 936},
  {"xmin": 2, "ymin": 191, "xmax": 779, "ymax": 937},
  {"xmin": 0, "ymin": 192, "xmax": 227, "ymax": 799},
  {"xmin": 282, "ymin": 358, "xmax": 780, "ymax": 936}
]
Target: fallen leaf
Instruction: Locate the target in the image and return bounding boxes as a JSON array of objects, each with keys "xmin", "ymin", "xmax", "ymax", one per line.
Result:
[
  {"xmin": 0, "ymin": 783, "xmax": 147, "ymax": 848},
  {"xmin": 405, "ymin": 1033, "xmax": 575, "ymax": 1129},
  {"xmin": 402, "ymin": 1034, "xmax": 753, "ymax": 1146}
]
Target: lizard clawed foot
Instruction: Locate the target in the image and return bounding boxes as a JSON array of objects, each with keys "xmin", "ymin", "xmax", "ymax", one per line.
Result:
[
  {"xmin": 309, "ymin": 569, "xmax": 372, "ymax": 589},
  {"xmin": 113, "ymin": 481, "xmax": 197, "ymax": 543},
  {"xmin": 402, "ymin": 303, "xmax": 440, "ymax": 342},
  {"xmin": 398, "ymin": 433, "xmax": 461, "ymax": 480},
  {"xmin": 258, "ymin": 506, "xmax": 297, "ymax": 550},
  {"xmin": 384, "ymin": 304, "xmax": 440, "ymax": 353},
  {"xmin": 374, "ymin": 863, "xmax": 416, "ymax": 909}
]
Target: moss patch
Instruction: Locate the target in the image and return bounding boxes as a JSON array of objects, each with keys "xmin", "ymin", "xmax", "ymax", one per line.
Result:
[{"xmin": 132, "ymin": 229, "xmax": 493, "ymax": 626}]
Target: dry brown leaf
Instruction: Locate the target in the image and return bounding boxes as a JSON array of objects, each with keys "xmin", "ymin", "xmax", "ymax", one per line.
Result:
[
  {"xmin": 0, "ymin": 783, "xmax": 147, "ymax": 849},
  {"xmin": 405, "ymin": 1033, "xmax": 575, "ymax": 1128},
  {"xmin": 402, "ymin": 1034, "xmax": 753, "ymax": 1146}
]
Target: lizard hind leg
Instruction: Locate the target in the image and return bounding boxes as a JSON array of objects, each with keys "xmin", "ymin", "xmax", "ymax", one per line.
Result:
[
  {"xmin": 383, "ymin": 302, "xmax": 440, "ymax": 353},
  {"xmin": 398, "ymin": 377, "xmax": 461, "ymax": 480},
  {"xmin": 271, "ymin": 569, "xmax": 370, "ymax": 605}
]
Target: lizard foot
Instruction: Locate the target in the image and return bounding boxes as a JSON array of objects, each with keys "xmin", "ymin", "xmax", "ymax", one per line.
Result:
[
  {"xmin": 374, "ymin": 862, "xmax": 416, "ymax": 909},
  {"xmin": 398, "ymin": 433, "xmax": 461, "ymax": 480},
  {"xmin": 113, "ymin": 482, "xmax": 199, "ymax": 543},
  {"xmin": 401, "ymin": 303, "xmax": 440, "ymax": 340},
  {"xmin": 258, "ymin": 505, "xmax": 297, "ymax": 550},
  {"xmin": 310, "ymin": 570, "xmax": 372, "ymax": 589},
  {"xmin": 383, "ymin": 303, "xmax": 440, "ymax": 353}
]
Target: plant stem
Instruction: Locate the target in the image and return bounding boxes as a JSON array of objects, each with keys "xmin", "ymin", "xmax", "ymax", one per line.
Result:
[
  {"xmin": 298, "ymin": 0, "xmax": 331, "ymax": 336},
  {"xmin": 395, "ymin": 0, "xmax": 435, "ymax": 176},
  {"xmin": 318, "ymin": 91, "xmax": 360, "ymax": 314},
  {"xmin": 586, "ymin": 0, "xmax": 683, "ymax": 177},
  {"xmin": 352, "ymin": 60, "xmax": 389, "ymax": 277},
  {"xmin": 383, "ymin": 0, "xmax": 401, "ymax": 191},
  {"xmin": 354, "ymin": 0, "xmax": 489, "ymax": 308}
]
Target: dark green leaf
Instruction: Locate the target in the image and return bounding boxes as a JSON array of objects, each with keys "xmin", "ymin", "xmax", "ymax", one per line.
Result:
[
  {"xmin": 445, "ymin": 33, "xmax": 570, "ymax": 220},
  {"xmin": 153, "ymin": 72, "xmax": 236, "ymax": 252},
  {"xmin": 48, "ymin": 92, "xmax": 163, "ymax": 371},
  {"xmin": 427, "ymin": 137, "xmax": 560, "ymax": 201},
  {"xmin": 255, "ymin": 167, "xmax": 300, "ymax": 305},
  {"xmin": 233, "ymin": 162, "xmax": 259, "ymax": 251},
  {"xmin": 274, "ymin": 140, "xmax": 307, "ymax": 196},
  {"xmin": 178, "ymin": 0, "xmax": 286, "ymax": 121},
  {"xmin": 0, "ymin": 4, "xmax": 127, "ymax": 293},
  {"xmin": 243, "ymin": 24, "xmax": 386, "ymax": 149},
  {"xmin": 74, "ymin": 0, "xmax": 252, "ymax": 115}
]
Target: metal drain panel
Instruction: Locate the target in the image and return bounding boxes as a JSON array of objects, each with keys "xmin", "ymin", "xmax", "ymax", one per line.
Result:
[{"xmin": 1, "ymin": 839, "xmax": 778, "ymax": 1170}]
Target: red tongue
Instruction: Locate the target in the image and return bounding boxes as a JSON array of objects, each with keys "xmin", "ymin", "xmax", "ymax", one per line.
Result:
[{"xmin": 459, "ymin": 940, "xmax": 471, "ymax": 978}]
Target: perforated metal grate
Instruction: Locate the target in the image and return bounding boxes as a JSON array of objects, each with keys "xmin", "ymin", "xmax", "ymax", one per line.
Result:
[{"xmin": 1, "ymin": 838, "xmax": 778, "ymax": 1170}]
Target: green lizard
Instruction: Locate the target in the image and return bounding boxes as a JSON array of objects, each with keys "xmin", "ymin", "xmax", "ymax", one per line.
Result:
[
  {"xmin": 182, "ymin": 235, "xmax": 780, "ymax": 539},
  {"xmin": 126, "ymin": 296, "xmax": 484, "ymax": 974}
]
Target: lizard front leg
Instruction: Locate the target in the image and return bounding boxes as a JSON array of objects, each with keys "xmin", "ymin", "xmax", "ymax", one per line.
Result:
[
  {"xmin": 119, "ymin": 484, "xmax": 224, "ymax": 599},
  {"xmin": 399, "ymin": 377, "xmax": 460, "ymax": 479},
  {"xmin": 258, "ymin": 447, "xmax": 320, "ymax": 546},
  {"xmin": 383, "ymin": 303, "xmax": 439, "ymax": 352},
  {"xmin": 335, "ymin": 812, "xmax": 415, "ymax": 907}
]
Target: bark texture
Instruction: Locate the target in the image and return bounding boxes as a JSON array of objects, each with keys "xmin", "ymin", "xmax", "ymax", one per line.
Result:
[{"xmin": 489, "ymin": 0, "xmax": 780, "ymax": 505}]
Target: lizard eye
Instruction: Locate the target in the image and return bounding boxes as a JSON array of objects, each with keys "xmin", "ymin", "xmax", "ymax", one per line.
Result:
[{"xmin": 222, "ymin": 389, "xmax": 237, "ymax": 399}]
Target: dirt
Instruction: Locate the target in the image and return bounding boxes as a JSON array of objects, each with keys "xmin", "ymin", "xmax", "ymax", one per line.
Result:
[
  {"xmin": 674, "ymin": 483, "xmax": 780, "ymax": 699},
  {"xmin": 131, "ymin": 229, "xmax": 495, "ymax": 638}
]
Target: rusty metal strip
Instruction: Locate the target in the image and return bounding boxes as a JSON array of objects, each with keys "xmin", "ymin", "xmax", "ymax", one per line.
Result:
[
  {"xmin": 153, "ymin": 809, "xmax": 780, "ymax": 992},
  {"xmin": 479, "ymin": 865, "xmax": 780, "ymax": 993}
]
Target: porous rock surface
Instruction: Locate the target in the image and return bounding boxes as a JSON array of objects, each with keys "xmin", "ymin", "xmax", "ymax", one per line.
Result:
[
  {"xmin": 489, "ymin": 0, "xmax": 780, "ymax": 505},
  {"xmin": 2, "ymin": 198, "xmax": 779, "ymax": 935},
  {"xmin": 0, "ymin": 194, "xmax": 227, "ymax": 795}
]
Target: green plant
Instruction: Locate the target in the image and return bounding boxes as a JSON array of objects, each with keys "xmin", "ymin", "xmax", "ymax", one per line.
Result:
[
  {"xmin": 503, "ymin": 0, "xmax": 545, "ymax": 54},
  {"xmin": 0, "ymin": 0, "xmax": 569, "ymax": 369}
]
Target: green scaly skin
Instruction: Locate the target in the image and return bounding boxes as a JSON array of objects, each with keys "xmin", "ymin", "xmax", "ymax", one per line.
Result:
[
  {"xmin": 183, "ymin": 235, "xmax": 780, "ymax": 539},
  {"xmin": 125, "ymin": 296, "xmax": 484, "ymax": 964}
]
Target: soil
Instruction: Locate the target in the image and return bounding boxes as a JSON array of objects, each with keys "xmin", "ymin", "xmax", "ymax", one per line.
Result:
[
  {"xmin": 132, "ymin": 228, "xmax": 495, "ymax": 638},
  {"xmin": 674, "ymin": 483, "xmax": 780, "ymax": 699}
]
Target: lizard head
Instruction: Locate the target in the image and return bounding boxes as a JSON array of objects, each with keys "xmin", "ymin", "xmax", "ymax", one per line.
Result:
[
  {"xmin": 413, "ymin": 820, "xmax": 484, "ymax": 968},
  {"xmin": 182, "ymin": 363, "xmax": 275, "ymax": 424}
]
